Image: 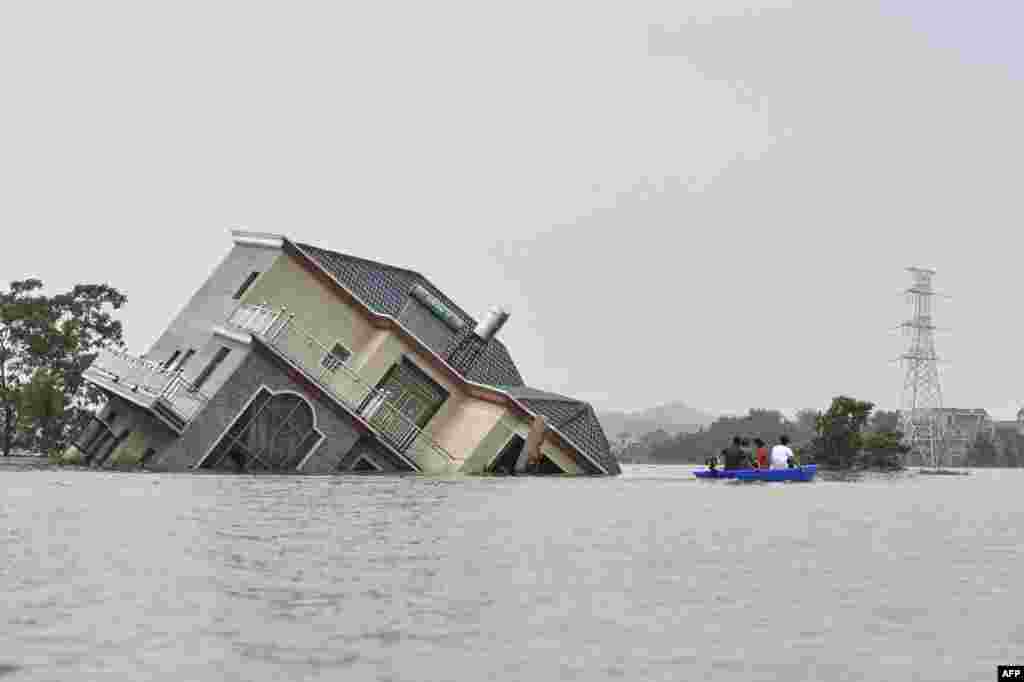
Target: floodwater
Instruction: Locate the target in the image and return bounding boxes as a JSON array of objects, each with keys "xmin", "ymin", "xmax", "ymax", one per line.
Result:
[{"xmin": 2, "ymin": 464, "xmax": 1022, "ymax": 681}]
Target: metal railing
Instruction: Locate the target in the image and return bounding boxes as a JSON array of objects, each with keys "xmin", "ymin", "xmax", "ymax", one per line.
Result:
[
  {"xmin": 227, "ymin": 302, "xmax": 284, "ymax": 337},
  {"xmin": 227, "ymin": 303, "xmax": 456, "ymax": 471},
  {"xmin": 84, "ymin": 347, "xmax": 210, "ymax": 425}
]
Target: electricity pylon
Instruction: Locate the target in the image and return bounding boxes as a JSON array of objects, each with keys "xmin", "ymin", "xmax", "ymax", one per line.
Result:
[{"xmin": 899, "ymin": 267, "xmax": 946, "ymax": 468}]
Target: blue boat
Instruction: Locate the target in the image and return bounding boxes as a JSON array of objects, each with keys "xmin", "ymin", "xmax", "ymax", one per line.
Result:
[
  {"xmin": 693, "ymin": 465, "xmax": 817, "ymax": 482},
  {"xmin": 734, "ymin": 465, "xmax": 817, "ymax": 482},
  {"xmin": 693, "ymin": 467, "xmax": 749, "ymax": 479}
]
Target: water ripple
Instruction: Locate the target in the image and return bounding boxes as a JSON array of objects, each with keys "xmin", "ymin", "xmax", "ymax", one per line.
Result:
[{"xmin": 0, "ymin": 466, "xmax": 1022, "ymax": 681}]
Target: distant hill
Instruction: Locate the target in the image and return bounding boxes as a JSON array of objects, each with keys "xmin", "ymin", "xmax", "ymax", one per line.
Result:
[{"xmin": 599, "ymin": 401, "xmax": 716, "ymax": 439}]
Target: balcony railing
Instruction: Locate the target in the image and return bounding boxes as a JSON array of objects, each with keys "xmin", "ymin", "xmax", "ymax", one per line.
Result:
[
  {"xmin": 84, "ymin": 347, "xmax": 210, "ymax": 425},
  {"xmin": 228, "ymin": 303, "xmax": 456, "ymax": 471}
]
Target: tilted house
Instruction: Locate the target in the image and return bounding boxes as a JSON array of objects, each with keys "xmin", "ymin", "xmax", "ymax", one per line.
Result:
[{"xmin": 72, "ymin": 230, "xmax": 620, "ymax": 476}]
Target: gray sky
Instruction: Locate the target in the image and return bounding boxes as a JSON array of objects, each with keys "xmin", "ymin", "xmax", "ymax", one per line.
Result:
[{"xmin": 2, "ymin": 1, "xmax": 1021, "ymax": 420}]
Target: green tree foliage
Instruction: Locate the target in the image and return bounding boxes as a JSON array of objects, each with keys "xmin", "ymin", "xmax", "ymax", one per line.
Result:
[
  {"xmin": 808, "ymin": 396, "xmax": 874, "ymax": 468},
  {"xmin": 806, "ymin": 396, "xmax": 906, "ymax": 469},
  {"xmin": 0, "ymin": 279, "xmax": 50, "ymax": 456},
  {"xmin": 18, "ymin": 369, "xmax": 65, "ymax": 436},
  {"xmin": 0, "ymin": 279, "xmax": 125, "ymax": 456}
]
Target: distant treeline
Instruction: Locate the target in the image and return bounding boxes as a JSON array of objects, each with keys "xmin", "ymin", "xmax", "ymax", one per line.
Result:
[
  {"xmin": 641, "ymin": 408, "xmax": 817, "ymax": 464},
  {"xmin": 612, "ymin": 399, "xmax": 1024, "ymax": 468}
]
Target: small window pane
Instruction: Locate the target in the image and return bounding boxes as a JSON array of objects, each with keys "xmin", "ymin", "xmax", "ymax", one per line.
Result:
[
  {"xmin": 176, "ymin": 349, "xmax": 196, "ymax": 372},
  {"xmin": 163, "ymin": 350, "xmax": 181, "ymax": 369},
  {"xmin": 192, "ymin": 347, "xmax": 231, "ymax": 391},
  {"xmin": 232, "ymin": 271, "xmax": 261, "ymax": 300},
  {"xmin": 321, "ymin": 342, "xmax": 351, "ymax": 372}
]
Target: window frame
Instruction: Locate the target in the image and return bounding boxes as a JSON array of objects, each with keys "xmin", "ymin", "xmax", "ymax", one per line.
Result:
[
  {"xmin": 175, "ymin": 348, "xmax": 196, "ymax": 372},
  {"xmin": 320, "ymin": 341, "xmax": 352, "ymax": 373},
  {"xmin": 162, "ymin": 350, "xmax": 182, "ymax": 370},
  {"xmin": 191, "ymin": 346, "xmax": 231, "ymax": 392},
  {"xmin": 232, "ymin": 271, "xmax": 261, "ymax": 300},
  {"xmin": 197, "ymin": 386, "xmax": 325, "ymax": 472}
]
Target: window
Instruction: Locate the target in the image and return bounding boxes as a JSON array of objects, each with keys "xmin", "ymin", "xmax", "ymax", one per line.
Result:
[
  {"xmin": 192, "ymin": 346, "xmax": 231, "ymax": 392},
  {"xmin": 232, "ymin": 271, "xmax": 261, "ymax": 300},
  {"xmin": 362, "ymin": 358, "xmax": 449, "ymax": 451},
  {"xmin": 201, "ymin": 389, "xmax": 323, "ymax": 472},
  {"xmin": 163, "ymin": 350, "xmax": 181, "ymax": 370},
  {"xmin": 175, "ymin": 349, "xmax": 196, "ymax": 372},
  {"xmin": 320, "ymin": 342, "xmax": 351, "ymax": 372}
]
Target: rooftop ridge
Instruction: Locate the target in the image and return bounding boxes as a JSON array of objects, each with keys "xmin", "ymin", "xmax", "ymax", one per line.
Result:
[
  {"xmin": 294, "ymin": 241, "xmax": 480, "ymax": 326},
  {"xmin": 296, "ymin": 242, "xmax": 421, "ymax": 277}
]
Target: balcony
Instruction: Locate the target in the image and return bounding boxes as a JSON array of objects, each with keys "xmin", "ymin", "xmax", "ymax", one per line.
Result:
[
  {"xmin": 226, "ymin": 303, "xmax": 456, "ymax": 472},
  {"xmin": 82, "ymin": 348, "xmax": 210, "ymax": 431}
]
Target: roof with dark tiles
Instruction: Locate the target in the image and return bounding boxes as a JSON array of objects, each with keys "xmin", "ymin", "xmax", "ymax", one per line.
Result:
[
  {"xmin": 500, "ymin": 387, "xmax": 620, "ymax": 475},
  {"xmin": 290, "ymin": 240, "xmax": 618, "ymax": 475},
  {"xmin": 294, "ymin": 241, "xmax": 524, "ymax": 387}
]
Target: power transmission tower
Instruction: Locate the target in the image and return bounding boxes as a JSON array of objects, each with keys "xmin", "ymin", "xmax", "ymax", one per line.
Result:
[{"xmin": 898, "ymin": 267, "xmax": 946, "ymax": 468}]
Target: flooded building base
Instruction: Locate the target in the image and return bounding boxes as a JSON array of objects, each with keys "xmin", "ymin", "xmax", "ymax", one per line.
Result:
[{"xmin": 70, "ymin": 230, "xmax": 620, "ymax": 476}]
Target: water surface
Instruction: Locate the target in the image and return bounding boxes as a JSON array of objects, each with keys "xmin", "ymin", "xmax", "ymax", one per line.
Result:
[{"xmin": 2, "ymin": 465, "xmax": 1021, "ymax": 681}]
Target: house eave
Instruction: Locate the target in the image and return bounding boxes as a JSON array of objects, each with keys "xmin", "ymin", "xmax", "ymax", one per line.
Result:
[{"xmin": 231, "ymin": 228, "xmax": 285, "ymax": 249}]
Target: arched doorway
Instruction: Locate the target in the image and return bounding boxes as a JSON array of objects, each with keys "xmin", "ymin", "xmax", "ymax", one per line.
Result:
[{"xmin": 201, "ymin": 388, "xmax": 324, "ymax": 472}]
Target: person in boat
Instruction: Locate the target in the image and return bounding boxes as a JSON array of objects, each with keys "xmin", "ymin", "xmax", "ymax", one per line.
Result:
[
  {"xmin": 770, "ymin": 434, "xmax": 796, "ymax": 469},
  {"xmin": 723, "ymin": 436, "xmax": 749, "ymax": 470},
  {"xmin": 746, "ymin": 437, "xmax": 760, "ymax": 468},
  {"xmin": 754, "ymin": 437, "xmax": 770, "ymax": 469}
]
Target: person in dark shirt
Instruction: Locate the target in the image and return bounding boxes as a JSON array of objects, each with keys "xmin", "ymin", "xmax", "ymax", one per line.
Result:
[{"xmin": 723, "ymin": 436, "xmax": 749, "ymax": 470}]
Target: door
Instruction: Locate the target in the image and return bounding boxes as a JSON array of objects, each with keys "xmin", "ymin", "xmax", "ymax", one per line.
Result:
[{"xmin": 366, "ymin": 358, "xmax": 448, "ymax": 450}]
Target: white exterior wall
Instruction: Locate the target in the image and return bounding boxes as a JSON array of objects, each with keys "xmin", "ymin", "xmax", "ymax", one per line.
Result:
[{"xmin": 145, "ymin": 234, "xmax": 283, "ymax": 372}]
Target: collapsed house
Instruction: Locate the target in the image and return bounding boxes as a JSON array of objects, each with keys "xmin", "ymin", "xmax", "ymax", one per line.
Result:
[{"xmin": 71, "ymin": 230, "xmax": 620, "ymax": 476}]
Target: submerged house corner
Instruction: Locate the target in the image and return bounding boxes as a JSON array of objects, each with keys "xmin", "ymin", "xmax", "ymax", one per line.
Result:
[{"xmin": 71, "ymin": 230, "xmax": 621, "ymax": 476}]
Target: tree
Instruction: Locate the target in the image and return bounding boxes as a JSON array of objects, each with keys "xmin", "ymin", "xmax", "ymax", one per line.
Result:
[
  {"xmin": 18, "ymin": 368, "xmax": 65, "ymax": 443},
  {"xmin": 0, "ymin": 280, "xmax": 125, "ymax": 456},
  {"xmin": 859, "ymin": 428, "xmax": 909, "ymax": 469},
  {"xmin": 809, "ymin": 396, "xmax": 874, "ymax": 468},
  {"xmin": 0, "ymin": 280, "xmax": 51, "ymax": 456},
  {"xmin": 804, "ymin": 396, "xmax": 907, "ymax": 469}
]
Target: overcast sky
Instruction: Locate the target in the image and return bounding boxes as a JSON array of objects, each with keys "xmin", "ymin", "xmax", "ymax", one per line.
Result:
[{"xmin": 2, "ymin": 1, "xmax": 1021, "ymax": 419}]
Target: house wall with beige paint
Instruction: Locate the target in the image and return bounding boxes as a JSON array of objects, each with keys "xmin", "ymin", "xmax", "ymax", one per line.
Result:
[
  {"xmin": 239, "ymin": 252, "xmax": 378, "ymax": 362},
  {"xmin": 237, "ymin": 251, "xmax": 519, "ymax": 463},
  {"xmin": 460, "ymin": 413, "xmax": 582, "ymax": 475}
]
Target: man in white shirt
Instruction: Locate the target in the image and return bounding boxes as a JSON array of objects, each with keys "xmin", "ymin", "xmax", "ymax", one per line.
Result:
[{"xmin": 770, "ymin": 434, "xmax": 795, "ymax": 469}]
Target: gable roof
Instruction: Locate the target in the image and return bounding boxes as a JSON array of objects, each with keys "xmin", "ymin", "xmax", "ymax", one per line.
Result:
[
  {"xmin": 499, "ymin": 386, "xmax": 621, "ymax": 476},
  {"xmin": 294, "ymin": 242, "xmax": 524, "ymax": 387}
]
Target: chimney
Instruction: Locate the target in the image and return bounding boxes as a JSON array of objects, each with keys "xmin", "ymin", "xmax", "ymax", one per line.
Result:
[{"xmin": 474, "ymin": 306, "xmax": 510, "ymax": 341}]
